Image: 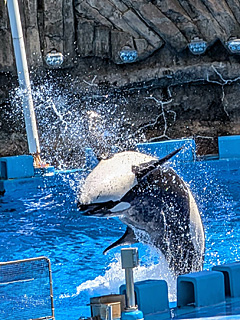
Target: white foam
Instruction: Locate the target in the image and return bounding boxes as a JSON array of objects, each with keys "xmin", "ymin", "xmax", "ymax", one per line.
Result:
[{"xmin": 73, "ymin": 247, "xmax": 177, "ymax": 302}]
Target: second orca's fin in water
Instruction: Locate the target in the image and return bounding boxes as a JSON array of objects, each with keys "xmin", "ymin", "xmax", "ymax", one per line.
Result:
[{"xmin": 103, "ymin": 226, "xmax": 138, "ymax": 254}]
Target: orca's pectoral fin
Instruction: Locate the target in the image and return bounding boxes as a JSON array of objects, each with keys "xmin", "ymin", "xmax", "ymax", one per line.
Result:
[
  {"xmin": 103, "ymin": 226, "xmax": 138, "ymax": 254},
  {"xmin": 132, "ymin": 146, "xmax": 183, "ymax": 180},
  {"xmin": 132, "ymin": 160, "xmax": 157, "ymax": 179},
  {"xmin": 158, "ymin": 146, "xmax": 183, "ymax": 165}
]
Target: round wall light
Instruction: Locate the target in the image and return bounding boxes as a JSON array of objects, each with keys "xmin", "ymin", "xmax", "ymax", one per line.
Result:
[
  {"xmin": 45, "ymin": 50, "xmax": 64, "ymax": 67},
  {"xmin": 188, "ymin": 38, "xmax": 208, "ymax": 55},
  {"xmin": 119, "ymin": 47, "xmax": 138, "ymax": 63},
  {"xmin": 226, "ymin": 38, "xmax": 240, "ymax": 54}
]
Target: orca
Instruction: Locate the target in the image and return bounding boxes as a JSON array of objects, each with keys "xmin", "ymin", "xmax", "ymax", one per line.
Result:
[{"xmin": 78, "ymin": 148, "xmax": 205, "ymax": 276}]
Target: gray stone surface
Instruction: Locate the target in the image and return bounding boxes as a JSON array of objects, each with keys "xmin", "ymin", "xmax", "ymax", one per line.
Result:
[
  {"xmin": 75, "ymin": 1, "xmax": 113, "ymax": 27},
  {"xmin": 226, "ymin": 0, "xmax": 240, "ymax": 25},
  {"xmin": 63, "ymin": 0, "xmax": 76, "ymax": 66},
  {"xmin": 1, "ymin": 0, "xmax": 240, "ymax": 67},
  {"xmin": 0, "ymin": 29, "xmax": 13, "ymax": 70},
  {"xmin": 21, "ymin": 0, "xmax": 42, "ymax": 66},
  {"xmin": 155, "ymin": 0, "xmax": 200, "ymax": 40},
  {"xmin": 94, "ymin": 26, "xmax": 110, "ymax": 58},
  {"xmin": 43, "ymin": 0, "xmax": 64, "ymax": 55},
  {"xmin": 122, "ymin": 9, "xmax": 163, "ymax": 48},
  {"xmin": 201, "ymin": 0, "xmax": 239, "ymax": 39},
  {"xmin": 76, "ymin": 20, "xmax": 94, "ymax": 56}
]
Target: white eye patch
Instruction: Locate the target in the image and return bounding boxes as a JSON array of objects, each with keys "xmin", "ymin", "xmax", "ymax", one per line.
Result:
[{"xmin": 110, "ymin": 202, "xmax": 131, "ymax": 213}]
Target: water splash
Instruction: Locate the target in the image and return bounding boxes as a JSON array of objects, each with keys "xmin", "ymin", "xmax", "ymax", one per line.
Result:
[{"xmin": 7, "ymin": 74, "xmax": 146, "ymax": 169}]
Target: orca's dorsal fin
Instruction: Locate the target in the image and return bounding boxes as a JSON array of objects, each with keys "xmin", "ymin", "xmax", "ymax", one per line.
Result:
[
  {"xmin": 103, "ymin": 226, "xmax": 138, "ymax": 254},
  {"xmin": 132, "ymin": 146, "xmax": 183, "ymax": 180}
]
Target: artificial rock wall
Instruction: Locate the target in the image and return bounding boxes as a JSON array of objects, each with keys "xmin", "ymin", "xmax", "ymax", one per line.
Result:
[
  {"xmin": 1, "ymin": 0, "xmax": 240, "ymax": 161},
  {"xmin": 0, "ymin": 0, "xmax": 75, "ymax": 70},
  {"xmin": 1, "ymin": 0, "xmax": 240, "ymax": 69}
]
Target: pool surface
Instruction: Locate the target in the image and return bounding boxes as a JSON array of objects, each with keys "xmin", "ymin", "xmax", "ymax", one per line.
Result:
[{"xmin": 0, "ymin": 159, "xmax": 240, "ymax": 319}]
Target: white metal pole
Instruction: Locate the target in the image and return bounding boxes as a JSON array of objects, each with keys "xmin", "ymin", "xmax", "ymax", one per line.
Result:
[{"xmin": 7, "ymin": 0, "xmax": 40, "ymax": 155}]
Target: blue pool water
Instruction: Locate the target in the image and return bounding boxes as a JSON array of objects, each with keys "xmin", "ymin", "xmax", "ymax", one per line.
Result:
[{"xmin": 0, "ymin": 159, "xmax": 240, "ymax": 319}]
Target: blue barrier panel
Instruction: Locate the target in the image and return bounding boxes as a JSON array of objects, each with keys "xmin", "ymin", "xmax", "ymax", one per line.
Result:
[
  {"xmin": 0, "ymin": 155, "xmax": 34, "ymax": 180},
  {"xmin": 218, "ymin": 136, "xmax": 240, "ymax": 159},
  {"xmin": 85, "ymin": 148, "xmax": 99, "ymax": 170},
  {"xmin": 120, "ymin": 279, "xmax": 170, "ymax": 320},
  {"xmin": 213, "ymin": 262, "xmax": 240, "ymax": 298},
  {"xmin": 137, "ymin": 139, "xmax": 196, "ymax": 162},
  {"xmin": 177, "ymin": 271, "xmax": 225, "ymax": 308}
]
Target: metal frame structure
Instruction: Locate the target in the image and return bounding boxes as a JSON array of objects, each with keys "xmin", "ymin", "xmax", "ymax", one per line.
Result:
[{"xmin": 0, "ymin": 256, "xmax": 55, "ymax": 320}]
